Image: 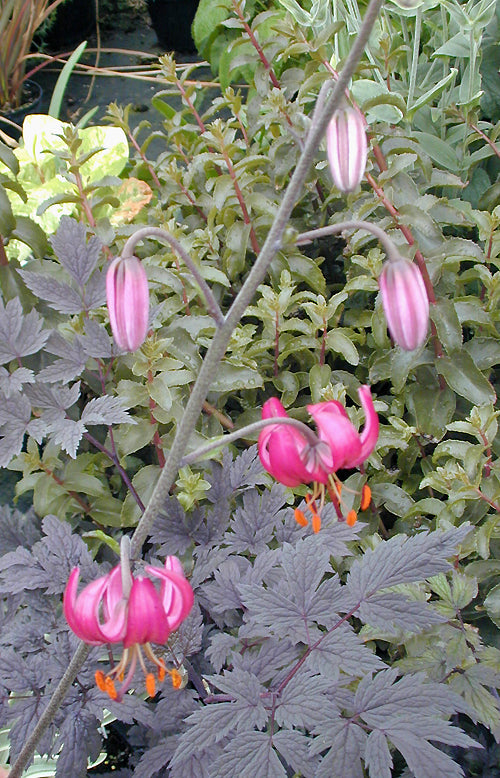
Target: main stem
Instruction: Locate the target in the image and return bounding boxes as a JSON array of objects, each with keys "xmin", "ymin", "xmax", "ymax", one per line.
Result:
[{"xmin": 9, "ymin": 0, "xmax": 384, "ymax": 771}]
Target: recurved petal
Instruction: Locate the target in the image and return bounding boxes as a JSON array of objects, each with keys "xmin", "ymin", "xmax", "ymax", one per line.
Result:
[
  {"xmin": 124, "ymin": 577, "xmax": 170, "ymax": 647},
  {"xmin": 146, "ymin": 563, "xmax": 194, "ymax": 633},
  {"xmin": 260, "ymin": 426, "xmax": 313, "ymax": 486},
  {"xmin": 308, "ymin": 401, "xmax": 362, "ymax": 470},
  {"xmin": 63, "ymin": 568, "xmax": 116, "ymax": 645},
  {"xmin": 355, "ymin": 385, "xmax": 379, "ymax": 466}
]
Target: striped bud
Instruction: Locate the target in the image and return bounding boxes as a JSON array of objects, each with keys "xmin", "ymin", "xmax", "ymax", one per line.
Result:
[
  {"xmin": 379, "ymin": 256, "xmax": 429, "ymax": 351},
  {"xmin": 326, "ymin": 106, "xmax": 368, "ymax": 193},
  {"xmin": 106, "ymin": 255, "xmax": 149, "ymax": 352}
]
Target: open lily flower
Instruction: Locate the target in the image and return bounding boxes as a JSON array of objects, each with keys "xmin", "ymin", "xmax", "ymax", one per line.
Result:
[
  {"xmin": 64, "ymin": 556, "xmax": 194, "ymax": 701},
  {"xmin": 258, "ymin": 386, "xmax": 378, "ymax": 531}
]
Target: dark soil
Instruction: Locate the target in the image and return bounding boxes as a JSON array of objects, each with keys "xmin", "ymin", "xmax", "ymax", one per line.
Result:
[{"xmin": 34, "ymin": 6, "xmax": 203, "ymax": 144}]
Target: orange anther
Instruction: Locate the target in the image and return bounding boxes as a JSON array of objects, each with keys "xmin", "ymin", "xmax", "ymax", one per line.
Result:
[
  {"xmin": 169, "ymin": 668, "xmax": 182, "ymax": 689},
  {"xmin": 336, "ymin": 482, "xmax": 342, "ymax": 497},
  {"xmin": 146, "ymin": 673, "xmax": 156, "ymax": 698},
  {"xmin": 360, "ymin": 484, "xmax": 371, "ymax": 511},
  {"xmin": 294, "ymin": 508, "xmax": 308, "ymax": 527},
  {"xmin": 118, "ymin": 671, "xmax": 125, "ymax": 682},
  {"xmin": 104, "ymin": 677, "xmax": 118, "ymax": 700},
  {"xmin": 346, "ymin": 510, "xmax": 357, "ymax": 527},
  {"xmin": 95, "ymin": 670, "xmax": 106, "ymax": 692},
  {"xmin": 311, "ymin": 513, "xmax": 321, "ymax": 534},
  {"xmin": 158, "ymin": 662, "xmax": 166, "ymax": 682}
]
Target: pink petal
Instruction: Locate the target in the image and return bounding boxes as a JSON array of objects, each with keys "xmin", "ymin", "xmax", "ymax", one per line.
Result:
[
  {"xmin": 106, "ymin": 255, "xmax": 149, "ymax": 352},
  {"xmin": 258, "ymin": 398, "xmax": 319, "ymax": 486},
  {"xmin": 63, "ymin": 568, "xmax": 117, "ymax": 645},
  {"xmin": 146, "ymin": 562, "xmax": 194, "ymax": 633},
  {"xmin": 326, "ymin": 106, "xmax": 367, "ymax": 193},
  {"xmin": 308, "ymin": 402, "xmax": 363, "ymax": 470},
  {"xmin": 123, "ymin": 577, "xmax": 170, "ymax": 647},
  {"xmin": 379, "ymin": 257, "xmax": 429, "ymax": 351},
  {"xmin": 355, "ymin": 385, "xmax": 379, "ymax": 466}
]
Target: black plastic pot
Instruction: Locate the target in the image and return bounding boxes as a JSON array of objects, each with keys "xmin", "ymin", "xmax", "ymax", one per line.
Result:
[
  {"xmin": 147, "ymin": 0, "xmax": 199, "ymax": 53},
  {"xmin": 41, "ymin": 0, "xmax": 96, "ymax": 51},
  {"xmin": 0, "ymin": 80, "xmax": 43, "ymax": 139}
]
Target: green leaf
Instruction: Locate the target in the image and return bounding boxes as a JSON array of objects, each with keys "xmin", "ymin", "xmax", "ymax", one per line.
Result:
[
  {"xmin": 485, "ymin": 583, "xmax": 500, "ymax": 629},
  {"xmin": 49, "ymin": 41, "xmax": 87, "ymax": 119},
  {"xmin": 271, "ymin": 370, "xmax": 300, "ymax": 406},
  {"xmin": 411, "ymin": 131, "xmax": 460, "ymax": 171},
  {"xmin": 121, "ymin": 465, "xmax": 161, "ymax": 527},
  {"xmin": 430, "ymin": 299, "xmax": 463, "ymax": 353},
  {"xmin": 326, "ymin": 330, "xmax": 359, "ymax": 365},
  {"xmin": 10, "ymin": 216, "xmax": 50, "ymax": 257},
  {"xmin": 83, "ymin": 529, "xmax": 121, "ymax": 555},
  {"xmin": 0, "ymin": 186, "xmax": 15, "ymax": 235},
  {"xmin": 370, "ymin": 483, "xmax": 415, "ymax": 516},
  {"xmin": 437, "ymin": 351, "xmax": 496, "ymax": 405},
  {"xmin": 210, "ymin": 362, "xmax": 264, "ymax": 392},
  {"xmin": 407, "ymin": 383, "xmax": 456, "ymax": 438}
]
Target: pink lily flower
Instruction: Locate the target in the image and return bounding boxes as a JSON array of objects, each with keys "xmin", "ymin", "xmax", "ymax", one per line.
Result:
[
  {"xmin": 63, "ymin": 556, "xmax": 194, "ymax": 700},
  {"xmin": 106, "ymin": 254, "xmax": 149, "ymax": 352},
  {"xmin": 379, "ymin": 256, "xmax": 429, "ymax": 351},
  {"xmin": 258, "ymin": 387, "xmax": 378, "ymax": 531}
]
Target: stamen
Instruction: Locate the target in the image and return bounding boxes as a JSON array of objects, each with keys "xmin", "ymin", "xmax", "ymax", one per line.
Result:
[
  {"xmin": 294, "ymin": 508, "xmax": 308, "ymax": 527},
  {"xmin": 346, "ymin": 509, "xmax": 357, "ymax": 527},
  {"xmin": 168, "ymin": 668, "xmax": 183, "ymax": 689},
  {"xmin": 146, "ymin": 673, "xmax": 156, "ymax": 697},
  {"xmin": 95, "ymin": 670, "xmax": 106, "ymax": 692},
  {"xmin": 158, "ymin": 662, "xmax": 166, "ymax": 682},
  {"xmin": 105, "ymin": 677, "xmax": 118, "ymax": 700},
  {"xmin": 311, "ymin": 513, "xmax": 321, "ymax": 534},
  {"xmin": 361, "ymin": 484, "xmax": 371, "ymax": 511}
]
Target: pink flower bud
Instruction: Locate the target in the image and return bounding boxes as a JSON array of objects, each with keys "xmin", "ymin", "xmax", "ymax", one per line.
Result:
[
  {"xmin": 326, "ymin": 106, "xmax": 368, "ymax": 193},
  {"xmin": 106, "ymin": 255, "xmax": 149, "ymax": 351},
  {"xmin": 379, "ymin": 256, "xmax": 429, "ymax": 351}
]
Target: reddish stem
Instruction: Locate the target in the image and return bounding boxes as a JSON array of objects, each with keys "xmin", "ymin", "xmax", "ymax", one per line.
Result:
[
  {"xmin": 221, "ymin": 147, "xmax": 260, "ymax": 254},
  {"xmin": 231, "ymin": 0, "xmax": 280, "ymax": 89},
  {"xmin": 0, "ymin": 237, "xmax": 8, "ymax": 266}
]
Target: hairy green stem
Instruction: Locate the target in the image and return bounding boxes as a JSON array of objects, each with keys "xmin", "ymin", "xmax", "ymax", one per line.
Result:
[
  {"xmin": 296, "ymin": 220, "xmax": 400, "ymax": 260},
  {"xmin": 121, "ymin": 226, "xmax": 225, "ymax": 326},
  {"xmin": 180, "ymin": 416, "xmax": 324, "ymax": 466}
]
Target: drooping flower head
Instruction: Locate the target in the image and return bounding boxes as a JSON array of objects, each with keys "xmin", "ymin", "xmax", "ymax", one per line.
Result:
[
  {"xmin": 258, "ymin": 386, "xmax": 378, "ymax": 531},
  {"xmin": 379, "ymin": 256, "xmax": 429, "ymax": 351},
  {"xmin": 106, "ymin": 254, "xmax": 149, "ymax": 352},
  {"xmin": 326, "ymin": 105, "xmax": 368, "ymax": 193},
  {"xmin": 64, "ymin": 555, "xmax": 194, "ymax": 701}
]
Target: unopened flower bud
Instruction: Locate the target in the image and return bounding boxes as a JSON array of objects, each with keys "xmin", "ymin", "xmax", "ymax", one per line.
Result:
[
  {"xmin": 106, "ymin": 255, "xmax": 149, "ymax": 351},
  {"xmin": 379, "ymin": 256, "xmax": 429, "ymax": 351},
  {"xmin": 326, "ymin": 106, "xmax": 368, "ymax": 193}
]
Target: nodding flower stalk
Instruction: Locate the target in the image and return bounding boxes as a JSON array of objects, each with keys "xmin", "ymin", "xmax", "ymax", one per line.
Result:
[
  {"xmin": 63, "ymin": 551, "xmax": 194, "ymax": 701},
  {"xmin": 258, "ymin": 386, "xmax": 378, "ymax": 531},
  {"xmin": 379, "ymin": 256, "xmax": 430, "ymax": 351},
  {"xmin": 326, "ymin": 105, "xmax": 368, "ymax": 193},
  {"xmin": 106, "ymin": 255, "xmax": 150, "ymax": 351}
]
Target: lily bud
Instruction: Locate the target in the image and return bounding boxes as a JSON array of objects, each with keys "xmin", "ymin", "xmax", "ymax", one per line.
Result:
[
  {"xmin": 326, "ymin": 105, "xmax": 368, "ymax": 193},
  {"xmin": 379, "ymin": 256, "xmax": 429, "ymax": 351},
  {"xmin": 106, "ymin": 255, "xmax": 149, "ymax": 352}
]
